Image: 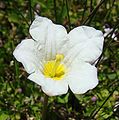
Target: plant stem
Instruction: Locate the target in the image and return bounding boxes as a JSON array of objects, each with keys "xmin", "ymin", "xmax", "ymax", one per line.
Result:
[
  {"xmin": 11, "ymin": 41, "xmax": 20, "ymax": 81},
  {"xmin": 82, "ymin": 0, "xmax": 106, "ymax": 25},
  {"xmin": 66, "ymin": 0, "xmax": 71, "ymax": 30},
  {"xmin": 90, "ymin": 86, "xmax": 117, "ymax": 119},
  {"xmin": 28, "ymin": 0, "xmax": 33, "ymax": 24},
  {"xmin": 90, "ymin": 0, "xmax": 93, "ymax": 13},
  {"xmin": 81, "ymin": 0, "xmax": 87, "ymax": 24},
  {"xmin": 53, "ymin": 0, "xmax": 57, "ymax": 22},
  {"xmin": 42, "ymin": 94, "xmax": 48, "ymax": 120},
  {"xmin": 59, "ymin": 0, "xmax": 65, "ymax": 23}
]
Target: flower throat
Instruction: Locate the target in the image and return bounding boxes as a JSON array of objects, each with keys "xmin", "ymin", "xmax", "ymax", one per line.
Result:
[{"xmin": 43, "ymin": 54, "xmax": 65, "ymax": 80}]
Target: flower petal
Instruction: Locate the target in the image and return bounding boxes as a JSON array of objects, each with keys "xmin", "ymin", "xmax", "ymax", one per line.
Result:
[
  {"xmin": 29, "ymin": 15, "xmax": 69, "ymax": 60},
  {"xmin": 29, "ymin": 16, "xmax": 52, "ymax": 42},
  {"xmin": 42, "ymin": 78, "xmax": 68, "ymax": 96},
  {"xmin": 67, "ymin": 26, "xmax": 104, "ymax": 64},
  {"xmin": 13, "ymin": 39, "xmax": 42, "ymax": 74},
  {"xmin": 28, "ymin": 70, "xmax": 45, "ymax": 86},
  {"xmin": 67, "ymin": 62, "xmax": 98, "ymax": 94},
  {"xmin": 28, "ymin": 70, "xmax": 68, "ymax": 96}
]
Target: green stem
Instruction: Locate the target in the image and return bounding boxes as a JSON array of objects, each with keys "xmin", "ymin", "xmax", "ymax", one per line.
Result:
[
  {"xmin": 53, "ymin": 0, "xmax": 57, "ymax": 22},
  {"xmin": 82, "ymin": 0, "xmax": 106, "ymax": 25},
  {"xmin": 42, "ymin": 94, "xmax": 48, "ymax": 120},
  {"xmin": 66, "ymin": 0, "xmax": 71, "ymax": 30},
  {"xmin": 28, "ymin": 0, "xmax": 33, "ymax": 24},
  {"xmin": 11, "ymin": 41, "xmax": 20, "ymax": 81},
  {"xmin": 90, "ymin": 87, "xmax": 117, "ymax": 119},
  {"xmin": 81, "ymin": 0, "xmax": 87, "ymax": 24}
]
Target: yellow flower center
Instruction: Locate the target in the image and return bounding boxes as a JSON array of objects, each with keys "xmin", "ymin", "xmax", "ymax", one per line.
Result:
[{"xmin": 43, "ymin": 54, "xmax": 65, "ymax": 80}]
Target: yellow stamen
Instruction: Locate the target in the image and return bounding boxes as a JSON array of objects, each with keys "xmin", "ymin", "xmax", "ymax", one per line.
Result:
[{"xmin": 43, "ymin": 54, "xmax": 65, "ymax": 80}]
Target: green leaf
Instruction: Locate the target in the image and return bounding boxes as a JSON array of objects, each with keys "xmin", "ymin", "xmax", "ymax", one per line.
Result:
[
  {"xmin": 0, "ymin": 113, "xmax": 9, "ymax": 120},
  {"xmin": 57, "ymin": 93, "xmax": 69, "ymax": 103},
  {"xmin": 107, "ymin": 73, "xmax": 117, "ymax": 80},
  {"xmin": 8, "ymin": 9, "xmax": 20, "ymax": 23}
]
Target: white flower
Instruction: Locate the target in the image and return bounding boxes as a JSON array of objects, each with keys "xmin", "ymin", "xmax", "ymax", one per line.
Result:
[{"xmin": 13, "ymin": 16, "xmax": 104, "ymax": 96}]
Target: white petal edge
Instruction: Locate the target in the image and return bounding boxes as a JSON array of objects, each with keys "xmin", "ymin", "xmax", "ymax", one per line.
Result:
[
  {"xmin": 28, "ymin": 71, "xmax": 68, "ymax": 96},
  {"xmin": 13, "ymin": 39, "xmax": 41, "ymax": 74},
  {"xmin": 41, "ymin": 78, "xmax": 68, "ymax": 96},
  {"xmin": 28, "ymin": 70, "xmax": 69, "ymax": 96},
  {"xmin": 28, "ymin": 70, "xmax": 45, "ymax": 86},
  {"xmin": 67, "ymin": 26, "xmax": 104, "ymax": 64},
  {"xmin": 29, "ymin": 16, "xmax": 52, "ymax": 42},
  {"xmin": 29, "ymin": 15, "xmax": 69, "ymax": 60},
  {"xmin": 67, "ymin": 62, "xmax": 98, "ymax": 94}
]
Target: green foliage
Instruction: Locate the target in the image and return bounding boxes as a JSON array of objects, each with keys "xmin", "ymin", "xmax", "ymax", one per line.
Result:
[{"xmin": 0, "ymin": 0, "xmax": 119, "ymax": 119}]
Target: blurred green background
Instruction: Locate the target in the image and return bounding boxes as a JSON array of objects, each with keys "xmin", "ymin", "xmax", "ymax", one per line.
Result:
[{"xmin": 0, "ymin": 0, "xmax": 119, "ymax": 119}]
